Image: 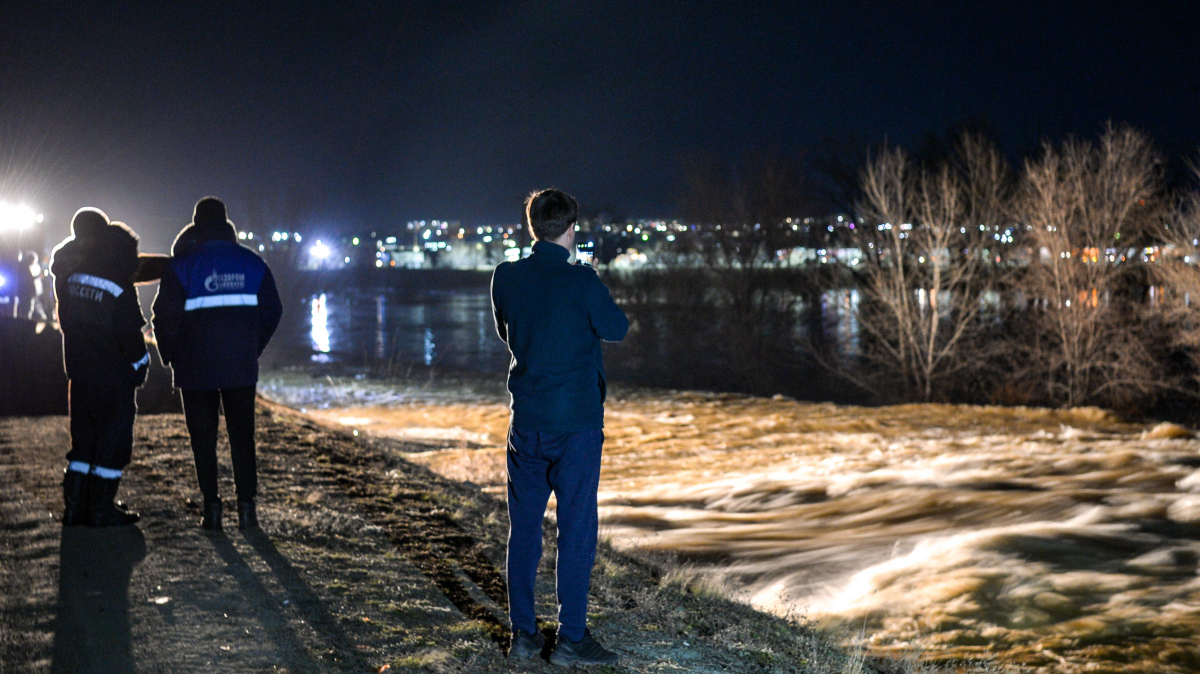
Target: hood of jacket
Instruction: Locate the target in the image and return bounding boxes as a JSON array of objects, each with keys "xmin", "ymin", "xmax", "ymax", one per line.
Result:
[
  {"xmin": 172, "ymin": 221, "xmax": 238, "ymax": 257},
  {"xmin": 50, "ymin": 223, "xmax": 140, "ymax": 284}
]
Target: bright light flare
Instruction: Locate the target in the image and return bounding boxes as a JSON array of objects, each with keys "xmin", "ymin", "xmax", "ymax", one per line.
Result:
[
  {"xmin": 0, "ymin": 204, "xmax": 39, "ymax": 233},
  {"xmin": 309, "ymin": 240, "xmax": 331, "ymax": 260}
]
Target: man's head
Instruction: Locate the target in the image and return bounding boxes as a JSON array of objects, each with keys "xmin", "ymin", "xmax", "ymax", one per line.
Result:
[
  {"xmin": 70, "ymin": 208, "xmax": 110, "ymax": 238},
  {"xmin": 192, "ymin": 196, "xmax": 230, "ymax": 229},
  {"xmin": 525, "ymin": 189, "xmax": 578, "ymax": 242}
]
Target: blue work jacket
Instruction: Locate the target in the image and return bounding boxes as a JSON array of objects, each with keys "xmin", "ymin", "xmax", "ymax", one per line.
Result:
[{"xmin": 152, "ymin": 224, "xmax": 282, "ymax": 390}]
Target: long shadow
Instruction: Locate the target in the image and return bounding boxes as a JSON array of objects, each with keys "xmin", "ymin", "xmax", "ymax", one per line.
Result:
[
  {"xmin": 51, "ymin": 526, "xmax": 146, "ymax": 673},
  {"xmin": 214, "ymin": 529, "xmax": 366, "ymax": 672}
]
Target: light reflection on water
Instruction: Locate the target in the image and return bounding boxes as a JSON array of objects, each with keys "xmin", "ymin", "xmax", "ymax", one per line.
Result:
[
  {"xmin": 282, "ymin": 289, "xmax": 510, "ymax": 372},
  {"xmin": 310, "ymin": 293, "xmax": 330, "ymax": 356}
]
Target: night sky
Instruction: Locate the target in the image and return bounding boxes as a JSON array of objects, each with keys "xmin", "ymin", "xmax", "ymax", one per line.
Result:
[{"xmin": 2, "ymin": 1, "xmax": 1198, "ymax": 251}]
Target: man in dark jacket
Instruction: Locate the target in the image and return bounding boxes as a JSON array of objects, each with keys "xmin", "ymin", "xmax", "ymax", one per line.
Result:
[
  {"xmin": 491, "ymin": 189, "xmax": 629, "ymax": 666},
  {"xmin": 152, "ymin": 197, "xmax": 283, "ymax": 530},
  {"xmin": 51, "ymin": 208, "xmax": 149, "ymax": 527}
]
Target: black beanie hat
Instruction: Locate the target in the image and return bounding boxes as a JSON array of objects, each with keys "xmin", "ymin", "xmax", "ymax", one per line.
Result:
[
  {"xmin": 71, "ymin": 207, "xmax": 110, "ymax": 238},
  {"xmin": 192, "ymin": 196, "xmax": 228, "ymax": 228}
]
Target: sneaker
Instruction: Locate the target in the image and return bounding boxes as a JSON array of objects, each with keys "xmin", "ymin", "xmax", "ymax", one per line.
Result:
[
  {"xmin": 508, "ymin": 628, "xmax": 545, "ymax": 659},
  {"xmin": 549, "ymin": 629, "xmax": 618, "ymax": 666}
]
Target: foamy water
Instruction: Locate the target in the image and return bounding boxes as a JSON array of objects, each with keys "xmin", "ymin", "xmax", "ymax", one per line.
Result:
[{"xmin": 263, "ymin": 375, "xmax": 1200, "ymax": 672}]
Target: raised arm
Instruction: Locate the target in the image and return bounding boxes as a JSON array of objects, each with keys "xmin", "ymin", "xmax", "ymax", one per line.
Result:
[
  {"xmin": 585, "ymin": 270, "xmax": 628, "ymax": 342},
  {"xmin": 491, "ymin": 264, "xmax": 508, "ymax": 343}
]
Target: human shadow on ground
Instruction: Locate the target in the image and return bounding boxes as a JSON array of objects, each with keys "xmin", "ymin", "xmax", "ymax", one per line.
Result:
[
  {"xmin": 207, "ymin": 529, "xmax": 365, "ymax": 672},
  {"xmin": 51, "ymin": 525, "xmax": 146, "ymax": 674}
]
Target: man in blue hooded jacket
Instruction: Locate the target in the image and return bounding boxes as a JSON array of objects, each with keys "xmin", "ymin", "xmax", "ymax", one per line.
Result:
[
  {"xmin": 152, "ymin": 197, "xmax": 282, "ymax": 530},
  {"xmin": 491, "ymin": 189, "xmax": 628, "ymax": 666}
]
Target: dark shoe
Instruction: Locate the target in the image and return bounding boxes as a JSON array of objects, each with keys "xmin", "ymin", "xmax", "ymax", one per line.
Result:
[
  {"xmin": 237, "ymin": 500, "xmax": 258, "ymax": 529},
  {"xmin": 62, "ymin": 470, "xmax": 89, "ymax": 526},
  {"xmin": 202, "ymin": 499, "xmax": 223, "ymax": 529},
  {"xmin": 509, "ymin": 628, "xmax": 545, "ymax": 660},
  {"xmin": 86, "ymin": 475, "xmax": 140, "ymax": 527},
  {"xmin": 549, "ymin": 629, "xmax": 618, "ymax": 666}
]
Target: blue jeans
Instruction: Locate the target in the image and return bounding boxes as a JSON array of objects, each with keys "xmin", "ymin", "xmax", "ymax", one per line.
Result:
[{"xmin": 506, "ymin": 427, "xmax": 603, "ymax": 643}]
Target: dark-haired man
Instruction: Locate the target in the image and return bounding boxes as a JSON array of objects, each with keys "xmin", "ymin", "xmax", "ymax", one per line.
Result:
[
  {"xmin": 491, "ymin": 189, "xmax": 628, "ymax": 666},
  {"xmin": 51, "ymin": 208, "xmax": 149, "ymax": 527},
  {"xmin": 152, "ymin": 197, "xmax": 282, "ymax": 530}
]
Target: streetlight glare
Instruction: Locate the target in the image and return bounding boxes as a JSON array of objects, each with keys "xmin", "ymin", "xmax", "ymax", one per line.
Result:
[
  {"xmin": 0, "ymin": 203, "xmax": 38, "ymax": 232},
  {"xmin": 309, "ymin": 240, "xmax": 331, "ymax": 260}
]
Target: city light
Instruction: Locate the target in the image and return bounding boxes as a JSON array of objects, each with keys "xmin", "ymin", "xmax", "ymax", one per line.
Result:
[
  {"xmin": 0, "ymin": 203, "xmax": 40, "ymax": 233},
  {"xmin": 309, "ymin": 240, "xmax": 331, "ymax": 260}
]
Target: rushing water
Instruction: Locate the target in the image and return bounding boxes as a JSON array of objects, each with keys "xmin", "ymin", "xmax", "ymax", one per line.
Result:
[{"xmin": 260, "ymin": 375, "xmax": 1200, "ymax": 673}]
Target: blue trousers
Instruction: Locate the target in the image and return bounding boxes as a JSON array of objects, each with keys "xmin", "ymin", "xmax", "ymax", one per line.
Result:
[{"xmin": 506, "ymin": 427, "xmax": 603, "ymax": 643}]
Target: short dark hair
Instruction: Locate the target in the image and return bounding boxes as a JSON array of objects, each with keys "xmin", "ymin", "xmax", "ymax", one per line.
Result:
[{"xmin": 525, "ymin": 189, "xmax": 578, "ymax": 241}]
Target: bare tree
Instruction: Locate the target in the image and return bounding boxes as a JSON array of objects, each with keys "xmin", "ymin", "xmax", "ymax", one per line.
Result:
[
  {"xmin": 1013, "ymin": 125, "xmax": 1164, "ymax": 407},
  {"xmin": 850, "ymin": 134, "xmax": 1008, "ymax": 401},
  {"xmin": 1151, "ymin": 162, "xmax": 1200, "ymax": 394}
]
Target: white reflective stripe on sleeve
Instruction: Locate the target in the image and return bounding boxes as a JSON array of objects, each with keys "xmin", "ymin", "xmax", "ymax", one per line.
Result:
[
  {"xmin": 183, "ymin": 294, "xmax": 259, "ymax": 311},
  {"xmin": 68, "ymin": 273, "xmax": 123, "ymax": 297},
  {"xmin": 68, "ymin": 461, "xmax": 91, "ymax": 474},
  {"xmin": 132, "ymin": 353, "xmax": 151, "ymax": 370},
  {"xmin": 90, "ymin": 466, "xmax": 122, "ymax": 479}
]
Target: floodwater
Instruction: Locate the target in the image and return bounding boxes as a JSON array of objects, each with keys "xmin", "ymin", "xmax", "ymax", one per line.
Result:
[
  {"xmin": 262, "ymin": 286, "xmax": 862, "ymax": 402},
  {"xmin": 260, "ymin": 376, "xmax": 1200, "ymax": 672}
]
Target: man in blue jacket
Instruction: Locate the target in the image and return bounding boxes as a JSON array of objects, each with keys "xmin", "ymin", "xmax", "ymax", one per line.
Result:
[
  {"xmin": 152, "ymin": 197, "xmax": 283, "ymax": 530},
  {"xmin": 51, "ymin": 209, "xmax": 149, "ymax": 527},
  {"xmin": 491, "ymin": 189, "xmax": 629, "ymax": 666}
]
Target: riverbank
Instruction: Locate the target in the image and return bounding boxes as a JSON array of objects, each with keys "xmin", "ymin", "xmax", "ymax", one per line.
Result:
[{"xmin": 0, "ymin": 398, "xmax": 932, "ymax": 673}]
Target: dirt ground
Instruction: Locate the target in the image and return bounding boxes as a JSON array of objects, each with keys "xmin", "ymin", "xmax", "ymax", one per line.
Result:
[{"xmin": 0, "ymin": 400, "xmax": 900, "ymax": 674}]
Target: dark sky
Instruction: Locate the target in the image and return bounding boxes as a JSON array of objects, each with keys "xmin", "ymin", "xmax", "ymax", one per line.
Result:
[{"xmin": 2, "ymin": 1, "xmax": 1199, "ymax": 252}]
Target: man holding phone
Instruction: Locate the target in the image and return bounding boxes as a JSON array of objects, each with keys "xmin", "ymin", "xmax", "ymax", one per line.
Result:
[{"xmin": 491, "ymin": 189, "xmax": 628, "ymax": 666}]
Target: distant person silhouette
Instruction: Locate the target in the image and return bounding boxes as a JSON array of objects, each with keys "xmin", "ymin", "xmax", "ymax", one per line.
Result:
[
  {"xmin": 491, "ymin": 189, "xmax": 628, "ymax": 665},
  {"xmin": 152, "ymin": 197, "xmax": 283, "ymax": 530},
  {"xmin": 22, "ymin": 250, "xmax": 48, "ymax": 322},
  {"xmin": 50, "ymin": 208, "xmax": 149, "ymax": 527}
]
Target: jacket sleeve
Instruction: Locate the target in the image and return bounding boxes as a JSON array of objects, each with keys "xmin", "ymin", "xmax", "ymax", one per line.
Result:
[
  {"xmin": 151, "ymin": 266, "xmax": 185, "ymax": 366},
  {"xmin": 114, "ymin": 285, "xmax": 150, "ymax": 383},
  {"xmin": 256, "ymin": 265, "xmax": 283, "ymax": 356},
  {"xmin": 584, "ymin": 270, "xmax": 629, "ymax": 342},
  {"xmin": 490, "ymin": 264, "xmax": 507, "ymax": 343}
]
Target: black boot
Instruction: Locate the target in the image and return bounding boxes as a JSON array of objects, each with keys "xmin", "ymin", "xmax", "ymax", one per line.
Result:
[
  {"xmin": 62, "ymin": 470, "xmax": 89, "ymax": 526},
  {"xmin": 237, "ymin": 500, "xmax": 258, "ymax": 529},
  {"xmin": 86, "ymin": 475, "xmax": 140, "ymax": 527},
  {"xmin": 202, "ymin": 499, "xmax": 223, "ymax": 530}
]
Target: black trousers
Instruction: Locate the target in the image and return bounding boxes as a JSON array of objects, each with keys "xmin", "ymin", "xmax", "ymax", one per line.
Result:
[
  {"xmin": 181, "ymin": 386, "xmax": 257, "ymax": 503},
  {"xmin": 66, "ymin": 383, "xmax": 138, "ymax": 471}
]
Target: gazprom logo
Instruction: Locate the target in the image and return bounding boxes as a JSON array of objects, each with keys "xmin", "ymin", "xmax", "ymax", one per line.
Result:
[{"xmin": 204, "ymin": 269, "xmax": 246, "ymax": 293}]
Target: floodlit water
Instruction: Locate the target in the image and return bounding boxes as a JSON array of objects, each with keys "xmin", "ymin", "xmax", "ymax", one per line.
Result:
[{"xmin": 261, "ymin": 376, "xmax": 1200, "ymax": 672}]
